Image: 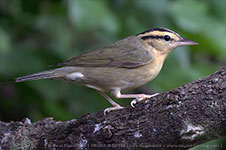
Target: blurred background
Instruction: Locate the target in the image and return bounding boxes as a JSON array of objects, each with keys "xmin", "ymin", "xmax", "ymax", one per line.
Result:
[
  {"xmin": 0, "ymin": 0, "xmax": 226, "ymax": 149},
  {"xmin": 0, "ymin": 0, "xmax": 226, "ymax": 121}
]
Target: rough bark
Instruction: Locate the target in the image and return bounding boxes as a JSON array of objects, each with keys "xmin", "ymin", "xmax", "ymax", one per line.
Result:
[{"xmin": 1, "ymin": 67, "xmax": 226, "ymax": 150}]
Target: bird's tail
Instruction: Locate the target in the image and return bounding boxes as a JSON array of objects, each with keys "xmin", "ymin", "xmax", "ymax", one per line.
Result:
[{"xmin": 16, "ymin": 67, "xmax": 73, "ymax": 82}]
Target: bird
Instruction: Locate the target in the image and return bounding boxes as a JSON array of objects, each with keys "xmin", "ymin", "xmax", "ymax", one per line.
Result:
[{"xmin": 16, "ymin": 27, "xmax": 198, "ymax": 114}]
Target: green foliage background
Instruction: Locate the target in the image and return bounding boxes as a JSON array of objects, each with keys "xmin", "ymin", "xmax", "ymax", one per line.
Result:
[
  {"xmin": 0, "ymin": 0, "xmax": 225, "ymax": 148},
  {"xmin": 0, "ymin": 0, "xmax": 226, "ymax": 121},
  {"xmin": 0, "ymin": 0, "xmax": 225, "ymax": 120}
]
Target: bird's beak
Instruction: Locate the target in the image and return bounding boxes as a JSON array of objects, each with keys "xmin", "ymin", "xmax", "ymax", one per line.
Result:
[{"xmin": 175, "ymin": 38, "xmax": 199, "ymax": 46}]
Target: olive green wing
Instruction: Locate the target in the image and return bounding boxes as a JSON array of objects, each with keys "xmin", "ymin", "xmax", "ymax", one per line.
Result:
[{"xmin": 53, "ymin": 36, "xmax": 152, "ymax": 68}]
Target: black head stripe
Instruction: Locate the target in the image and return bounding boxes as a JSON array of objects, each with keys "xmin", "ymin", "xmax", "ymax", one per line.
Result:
[
  {"xmin": 152, "ymin": 28, "xmax": 174, "ymax": 33},
  {"xmin": 136, "ymin": 28, "xmax": 174, "ymax": 36},
  {"xmin": 141, "ymin": 35, "xmax": 170, "ymax": 40}
]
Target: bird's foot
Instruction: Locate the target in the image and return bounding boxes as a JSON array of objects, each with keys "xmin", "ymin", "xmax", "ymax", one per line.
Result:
[
  {"xmin": 130, "ymin": 93, "xmax": 159, "ymax": 108},
  {"xmin": 104, "ymin": 104, "xmax": 124, "ymax": 115}
]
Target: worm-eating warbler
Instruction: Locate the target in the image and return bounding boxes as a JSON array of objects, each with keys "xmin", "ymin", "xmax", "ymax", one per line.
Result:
[{"xmin": 16, "ymin": 28, "xmax": 198, "ymax": 114}]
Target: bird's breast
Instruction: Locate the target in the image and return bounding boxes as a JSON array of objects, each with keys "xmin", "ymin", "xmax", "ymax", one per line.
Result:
[{"xmin": 121, "ymin": 55, "xmax": 166, "ymax": 90}]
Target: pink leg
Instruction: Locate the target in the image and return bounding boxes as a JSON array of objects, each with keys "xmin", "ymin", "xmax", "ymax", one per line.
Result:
[
  {"xmin": 97, "ymin": 91, "xmax": 123, "ymax": 115},
  {"xmin": 111, "ymin": 89, "xmax": 159, "ymax": 107}
]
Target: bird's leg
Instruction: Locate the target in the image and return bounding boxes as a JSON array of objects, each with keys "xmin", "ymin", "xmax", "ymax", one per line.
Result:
[
  {"xmin": 130, "ymin": 93, "xmax": 159, "ymax": 107},
  {"xmin": 97, "ymin": 91, "xmax": 124, "ymax": 115},
  {"xmin": 111, "ymin": 89, "xmax": 159, "ymax": 108}
]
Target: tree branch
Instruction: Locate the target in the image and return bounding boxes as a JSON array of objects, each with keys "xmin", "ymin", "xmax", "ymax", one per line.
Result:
[{"xmin": 1, "ymin": 68, "xmax": 226, "ymax": 150}]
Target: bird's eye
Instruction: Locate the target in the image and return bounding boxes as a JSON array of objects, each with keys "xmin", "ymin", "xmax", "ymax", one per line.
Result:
[{"xmin": 164, "ymin": 35, "xmax": 171, "ymax": 41}]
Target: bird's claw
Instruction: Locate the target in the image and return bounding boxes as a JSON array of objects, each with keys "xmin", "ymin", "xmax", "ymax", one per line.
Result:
[
  {"xmin": 130, "ymin": 93, "xmax": 159, "ymax": 108},
  {"xmin": 130, "ymin": 97, "xmax": 141, "ymax": 108},
  {"xmin": 104, "ymin": 105, "xmax": 124, "ymax": 115}
]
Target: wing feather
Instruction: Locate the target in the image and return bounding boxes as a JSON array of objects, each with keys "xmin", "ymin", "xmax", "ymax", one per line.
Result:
[{"xmin": 52, "ymin": 36, "xmax": 152, "ymax": 68}]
